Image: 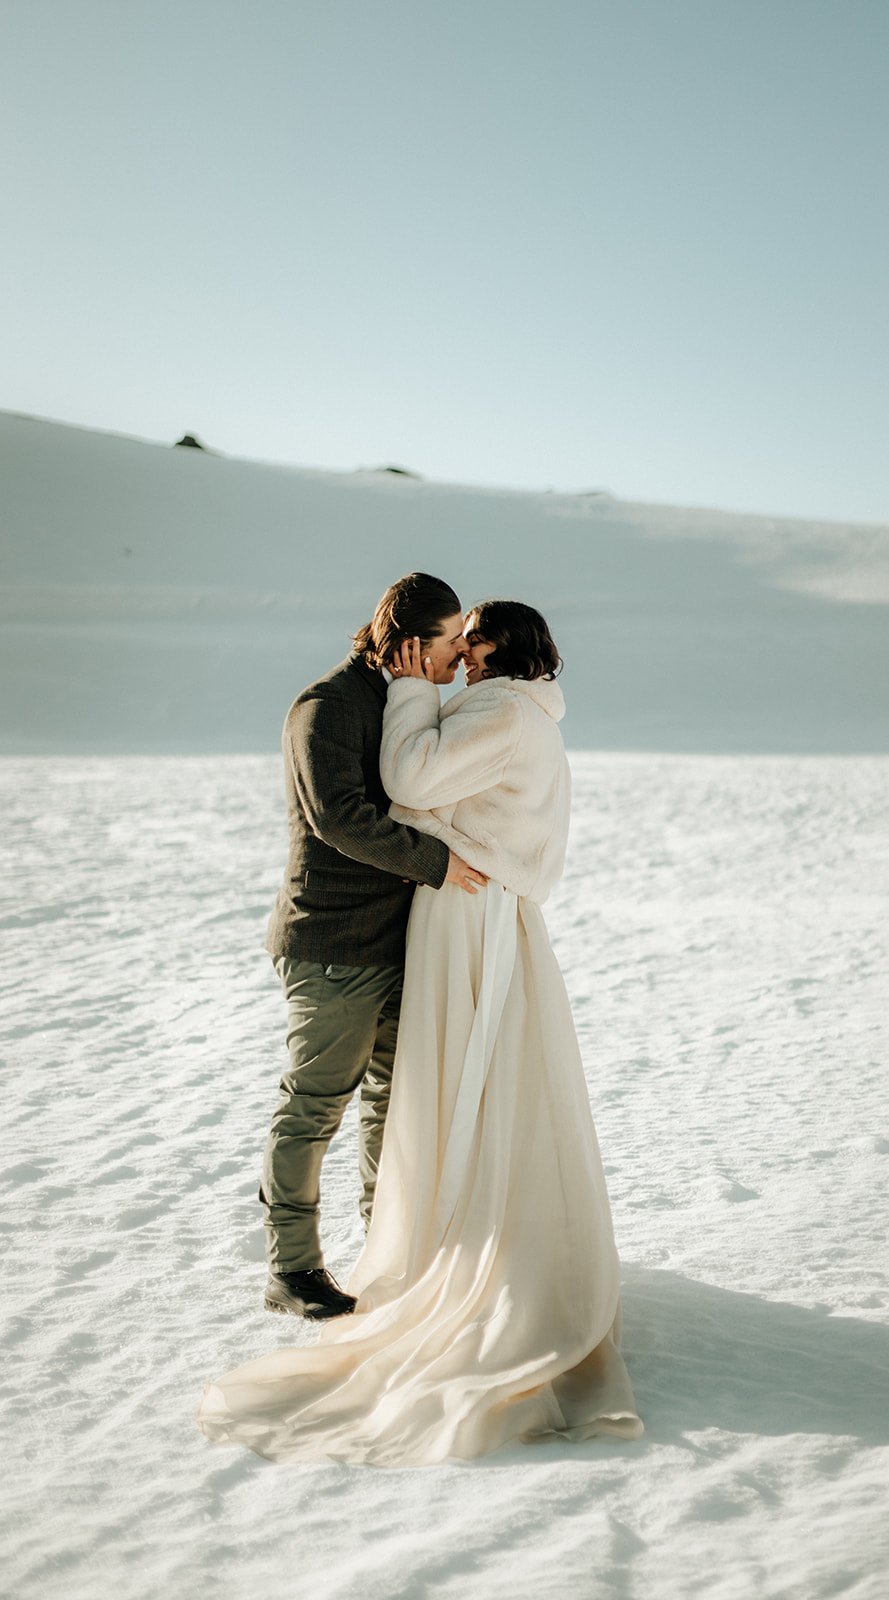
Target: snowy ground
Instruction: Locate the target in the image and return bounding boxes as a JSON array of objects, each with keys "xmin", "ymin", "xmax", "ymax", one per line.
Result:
[{"xmin": 2, "ymin": 750, "xmax": 888, "ymax": 1600}]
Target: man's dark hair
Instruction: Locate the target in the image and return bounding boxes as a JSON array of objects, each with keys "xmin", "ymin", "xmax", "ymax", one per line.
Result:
[
  {"xmin": 353, "ymin": 573, "xmax": 461, "ymax": 672},
  {"xmin": 466, "ymin": 600, "xmax": 562, "ymax": 681}
]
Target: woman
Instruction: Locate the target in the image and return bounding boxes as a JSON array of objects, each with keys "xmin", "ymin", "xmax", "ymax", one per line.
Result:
[{"xmin": 197, "ymin": 602, "xmax": 642, "ymax": 1464}]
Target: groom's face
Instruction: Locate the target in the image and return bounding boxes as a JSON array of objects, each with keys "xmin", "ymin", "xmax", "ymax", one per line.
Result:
[{"xmin": 422, "ymin": 611, "xmax": 469, "ymax": 684}]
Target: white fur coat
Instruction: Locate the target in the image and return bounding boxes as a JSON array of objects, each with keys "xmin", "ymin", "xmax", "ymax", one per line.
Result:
[{"xmin": 380, "ymin": 674, "xmax": 571, "ymax": 902}]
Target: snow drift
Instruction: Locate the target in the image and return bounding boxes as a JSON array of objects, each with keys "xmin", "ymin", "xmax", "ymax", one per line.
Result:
[{"xmin": 2, "ymin": 410, "xmax": 887, "ymax": 753}]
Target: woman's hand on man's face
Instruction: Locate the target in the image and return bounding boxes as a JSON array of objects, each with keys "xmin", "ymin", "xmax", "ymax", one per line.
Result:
[{"xmin": 391, "ymin": 636, "xmax": 436, "ymax": 682}]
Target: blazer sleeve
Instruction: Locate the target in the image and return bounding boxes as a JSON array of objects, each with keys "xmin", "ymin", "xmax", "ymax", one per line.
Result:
[
  {"xmin": 380, "ymin": 679, "xmax": 524, "ymax": 809},
  {"xmin": 288, "ymin": 692, "xmax": 449, "ymax": 886}
]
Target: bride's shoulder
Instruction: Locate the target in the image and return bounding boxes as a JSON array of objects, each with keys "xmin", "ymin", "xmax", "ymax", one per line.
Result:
[{"xmin": 441, "ymin": 680, "xmax": 524, "ymax": 721}]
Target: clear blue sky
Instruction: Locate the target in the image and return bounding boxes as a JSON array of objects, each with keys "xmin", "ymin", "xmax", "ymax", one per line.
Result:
[{"xmin": 1, "ymin": 0, "xmax": 886, "ymax": 521}]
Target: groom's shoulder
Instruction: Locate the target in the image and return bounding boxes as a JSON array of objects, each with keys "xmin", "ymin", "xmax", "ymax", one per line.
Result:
[{"xmin": 285, "ymin": 653, "xmax": 384, "ymax": 726}]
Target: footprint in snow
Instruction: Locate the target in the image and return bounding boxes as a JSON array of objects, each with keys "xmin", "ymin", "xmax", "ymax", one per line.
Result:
[
  {"xmin": 115, "ymin": 1199, "xmax": 169, "ymax": 1229},
  {"xmin": 0, "ymin": 1160, "xmax": 51, "ymax": 1184},
  {"xmin": 60, "ymin": 1249, "xmax": 115, "ymax": 1279},
  {"xmin": 721, "ymin": 1181, "xmax": 760, "ymax": 1203},
  {"xmin": 684, "ymin": 1488, "xmax": 756, "ymax": 1523}
]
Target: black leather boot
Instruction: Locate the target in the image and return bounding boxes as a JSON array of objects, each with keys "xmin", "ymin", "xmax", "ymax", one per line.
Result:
[{"xmin": 264, "ymin": 1267, "xmax": 357, "ymax": 1320}]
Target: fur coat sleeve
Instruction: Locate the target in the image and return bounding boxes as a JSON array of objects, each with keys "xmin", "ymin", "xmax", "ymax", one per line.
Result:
[
  {"xmin": 380, "ymin": 674, "xmax": 572, "ymax": 903},
  {"xmin": 379, "ymin": 678, "xmax": 524, "ymax": 809}
]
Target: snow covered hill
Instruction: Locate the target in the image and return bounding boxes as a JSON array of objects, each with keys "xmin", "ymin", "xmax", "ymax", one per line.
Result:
[{"xmin": 2, "ymin": 409, "xmax": 887, "ymax": 753}]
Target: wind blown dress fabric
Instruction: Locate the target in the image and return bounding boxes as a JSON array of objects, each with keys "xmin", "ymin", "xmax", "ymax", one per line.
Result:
[
  {"xmin": 198, "ymin": 671, "xmax": 641, "ymax": 1463},
  {"xmin": 197, "ymin": 880, "xmax": 642, "ymax": 1465}
]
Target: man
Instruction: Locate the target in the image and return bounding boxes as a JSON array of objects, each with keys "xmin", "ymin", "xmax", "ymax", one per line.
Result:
[{"xmin": 261, "ymin": 572, "xmax": 486, "ymax": 1319}]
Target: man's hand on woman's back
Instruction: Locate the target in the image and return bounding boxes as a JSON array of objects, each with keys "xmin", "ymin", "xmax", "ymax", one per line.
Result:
[{"xmin": 445, "ymin": 853, "xmax": 488, "ymax": 894}]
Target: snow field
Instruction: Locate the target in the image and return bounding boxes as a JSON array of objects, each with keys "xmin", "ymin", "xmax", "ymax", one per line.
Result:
[{"xmin": 2, "ymin": 752, "xmax": 888, "ymax": 1597}]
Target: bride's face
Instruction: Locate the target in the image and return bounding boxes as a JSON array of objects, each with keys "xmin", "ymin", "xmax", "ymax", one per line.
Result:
[{"xmin": 463, "ymin": 614, "xmax": 498, "ymax": 686}]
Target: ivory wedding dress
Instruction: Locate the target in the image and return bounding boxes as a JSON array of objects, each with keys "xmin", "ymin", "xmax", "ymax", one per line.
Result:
[{"xmin": 198, "ymin": 676, "xmax": 642, "ymax": 1465}]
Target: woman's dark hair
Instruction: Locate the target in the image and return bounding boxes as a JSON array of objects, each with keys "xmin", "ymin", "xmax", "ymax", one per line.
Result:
[
  {"xmin": 353, "ymin": 572, "xmax": 462, "ymax": 671},
  {"xmin": 465, "ymin": 600, "xmax": 562, "ymax": 681}
]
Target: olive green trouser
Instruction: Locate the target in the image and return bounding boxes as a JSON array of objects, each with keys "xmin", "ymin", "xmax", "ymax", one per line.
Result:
[{"xmin": 260, "ymin": 956, "xmax": 404, "ymax": 1273}]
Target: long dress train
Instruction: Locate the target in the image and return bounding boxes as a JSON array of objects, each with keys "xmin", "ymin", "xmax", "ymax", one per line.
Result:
[{"xmin": 197, "ymin": 882, "xmax": 642, "ymax": 1465}]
